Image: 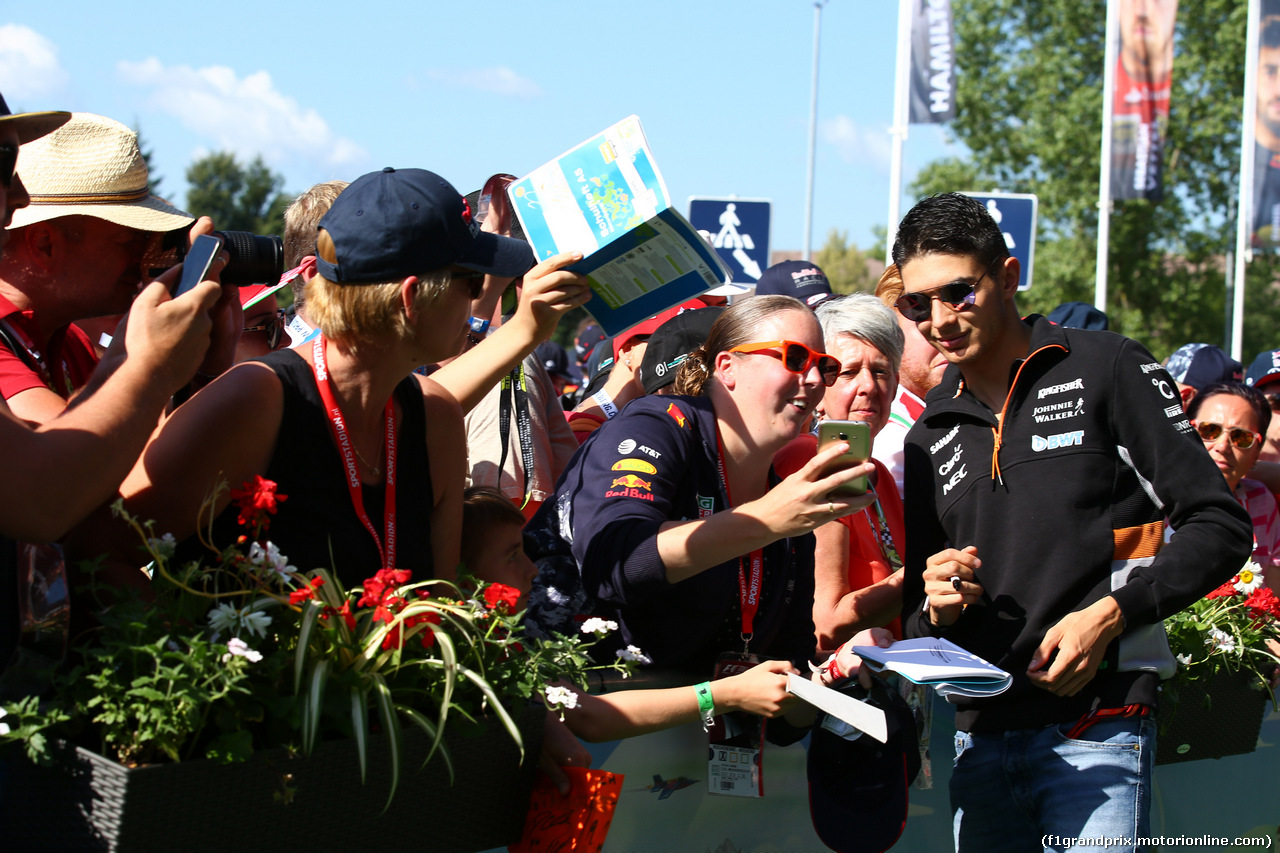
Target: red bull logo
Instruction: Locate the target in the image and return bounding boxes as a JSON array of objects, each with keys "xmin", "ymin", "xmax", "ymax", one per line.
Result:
[{"xmin": 610, "ymin": 474, "xmax": 652, "ymax": 491}]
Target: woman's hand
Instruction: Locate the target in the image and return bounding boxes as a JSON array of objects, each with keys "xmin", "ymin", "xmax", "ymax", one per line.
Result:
[
  {"xmin": 747, "ymin": 440, "xmax": 877, "ymax": 538},
  {"xmin": 713, "ymin": 659, "xmax": 800, "ymax": 717},
  {"xmin": 817, "ymin": 627, "xmax": 893, "ymax": 689}
]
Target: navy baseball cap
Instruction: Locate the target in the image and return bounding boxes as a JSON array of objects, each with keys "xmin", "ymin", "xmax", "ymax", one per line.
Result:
[
  {"xmin": 1247, "ymin": 349, "xmax": 1280, "ymax": 390},
  {"xmin": 808, "ymin": 678, "xmax": 920, "ymax": 853},
  {"xmin": 1047, "ymin": 301, "xmax": 1109, "ymax": 331},
  {"xmin": 316, "ymin": 167, "xmax": 535, "ymax": 284},
  {"xmin": 1165, "ymin": 343, "xmax": 1243, "ymax": 390},
  {"xmin": 754, "ymin": 260, "xmax": 833, "ymax": 307}
]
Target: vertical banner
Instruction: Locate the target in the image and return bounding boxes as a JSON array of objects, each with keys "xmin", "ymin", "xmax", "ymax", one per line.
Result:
[
  {"xmin": 909, "ymin": 0, "xmax": 955, "ymax": 124},
  {"xmin": 1252, "ymin": 4, "xmax": 1280, "ymax": 247},
  {"xmin": 1110, "ymin": 0, "xmax": 1179, "ymax": 201}
]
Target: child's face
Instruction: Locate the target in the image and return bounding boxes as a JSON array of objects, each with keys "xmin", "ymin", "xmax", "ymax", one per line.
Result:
[{"xmin": 470, "ymin": 520, "xmax": 538, "ymax": 611}]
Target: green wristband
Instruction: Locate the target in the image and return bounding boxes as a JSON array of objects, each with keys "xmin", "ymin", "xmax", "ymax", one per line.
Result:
[{"xmin": 694, "ymin": 681, "xmax": 715, "ymax": 729}]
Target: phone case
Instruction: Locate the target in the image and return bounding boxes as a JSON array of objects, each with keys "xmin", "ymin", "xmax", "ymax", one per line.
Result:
[{"xmin": 816, "ymin": 420, "xmax": 871, "ymax": 495}]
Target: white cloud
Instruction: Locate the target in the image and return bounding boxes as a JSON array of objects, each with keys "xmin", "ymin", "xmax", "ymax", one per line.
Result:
[
  {"xmin": 426, "ymin": 66, "xmax": 542, "ymax": 98},
  {"xmin": 0, "ymin": 25, "xmax": 68, "ymax": 101},
  {"xmin": 820, "ymin": 115, "xmax": 892, "ymax": 169},
  {"xmin": 117, "ymin": 57, "xmax": 364, "ymax": 170}
]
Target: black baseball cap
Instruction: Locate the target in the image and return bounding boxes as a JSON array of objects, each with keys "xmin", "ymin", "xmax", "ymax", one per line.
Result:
[
  {"xmin": 754, "ymin": 260, "xmax": 834, "ymax": 307},
  {"xmin": 638, "ymin": 306, "xmax": 724, "ymax": 394}
]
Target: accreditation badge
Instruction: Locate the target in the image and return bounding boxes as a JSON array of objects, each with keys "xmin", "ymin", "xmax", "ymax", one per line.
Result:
[{"xmin": 707, "ymin": 652, "xmax": 764, "ymax": 798}]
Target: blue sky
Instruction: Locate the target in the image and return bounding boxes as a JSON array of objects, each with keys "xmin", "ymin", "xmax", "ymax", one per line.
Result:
[{"xmin": 1, "ymin": 2, "xmax": 959, "ymax": 255}]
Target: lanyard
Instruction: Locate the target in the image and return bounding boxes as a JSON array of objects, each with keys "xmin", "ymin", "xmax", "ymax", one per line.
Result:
[
  {"xmin": 866, "ymin": 486, "xmax": 902, "ymax": 571},
  {"xmin": 497, "ymin": 364, "xmax": 534, "ymax": 509},
  {"xmin": 715, "ymin": 431, "xmax": 763, "ymax": 652},
  {"xmin": 311, "ymin": 336, "xmax": 397, "ymax": 570}
]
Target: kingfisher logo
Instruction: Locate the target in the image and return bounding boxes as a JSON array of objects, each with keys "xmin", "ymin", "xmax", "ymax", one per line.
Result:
[{"xmin": 1031, "ymin": 430, "xmax": 1084, "ymax": 452}]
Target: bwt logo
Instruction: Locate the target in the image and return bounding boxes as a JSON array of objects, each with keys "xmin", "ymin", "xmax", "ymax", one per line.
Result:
[{"xmin": 1031, "ymin": 431, "xmax": 1083, "ymax": 452}]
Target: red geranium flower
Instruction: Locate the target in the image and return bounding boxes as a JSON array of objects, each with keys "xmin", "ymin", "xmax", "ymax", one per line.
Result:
[
  {"xmin": 1244, "ymin": 586, "xmax": 1280, "ymax": 620},
  {"xmin": 358, "ymin": 568, "xmax": 412, "ymax": 609},
  {"xmin": 229, "ymin": 475, "xmax": 289, "ymax": 531},
  {"xmin": 1205, "ymin": 580, "xmax": 1238, "ymax": 600},
  {"xmin": 484, "ymin": 583, "xmax": 520, "ymax": 613},
  {"xmin": 289, "ymin": 576, "xmax": 325, "ymax": 605}
]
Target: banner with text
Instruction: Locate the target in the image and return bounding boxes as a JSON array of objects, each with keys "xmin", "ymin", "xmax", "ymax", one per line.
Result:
[{"xmin": 909, "ymin": 0, "xmax": 955, "ymax": 124}]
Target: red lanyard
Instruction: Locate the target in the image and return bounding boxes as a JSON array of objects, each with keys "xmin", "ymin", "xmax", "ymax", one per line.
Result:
[
  {"xmin": 715, "ymin": 432, "xmax": 763, "ymax": 646},
  {"xmin": 311, "ymin": 336, "xmax": 397, "ymax": 570}
]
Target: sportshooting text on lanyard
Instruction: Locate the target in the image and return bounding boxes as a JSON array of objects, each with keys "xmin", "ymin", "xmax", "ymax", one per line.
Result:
[
  {"xmin": 311, "ymin": 336, "xmax": 397, "ymax": 570},
  {"xmin": 709, "ymin": 429, "xmax": 767, "ymax": 799}
]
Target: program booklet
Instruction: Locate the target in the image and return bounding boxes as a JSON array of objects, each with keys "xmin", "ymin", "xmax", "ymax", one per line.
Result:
[
  {"xmin": 507, "ymin": 115, "xmax": 730, "ymax": 336},
  {"xmin": 851, "ymin": 638, "xmax": 1012, "ymax": 699}
]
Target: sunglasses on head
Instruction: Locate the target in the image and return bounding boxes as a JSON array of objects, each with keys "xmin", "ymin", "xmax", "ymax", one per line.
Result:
[
  {"xmin": 243, "ymin": 309, "xmax": 285, "ymax": 350},
  {"xmin": 728, "ymin": 340, "xmax": 840, "ymax": 387},
  {"xmin": 1192, "ymin": 420, "xmax": 1260, "ymax": 449},
  {"xmin": 0, "ymin": 142, "xmax": 16, "ymax": 190},
  {"xmin": 894, "ymin": 260, "xmax": 1001, "ymax": 322}
]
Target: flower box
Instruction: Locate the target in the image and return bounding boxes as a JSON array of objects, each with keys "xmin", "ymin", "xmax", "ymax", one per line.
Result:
[
  {"xmin": 1155, "ymin": 669, "xmax": 1270, "ymax": 765},
  {"xmin": 0, "ymin": 702, "xmax": 544, "ymax": 852}
]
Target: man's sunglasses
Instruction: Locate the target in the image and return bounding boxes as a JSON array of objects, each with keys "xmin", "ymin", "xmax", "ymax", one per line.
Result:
[
  {"xmin": 452, "ymin": 269, "xmax": 486, "ymax": 300},
  {"xmin": 243, "ymin": 309, "xmax": 286, "ymax": 350},
  {"xmin": 894, "ymin": 261, "xmax": 1001, "ymax": 322},
  {"xmin": 728, "ymin": 340, "xmax": 840, "ymax": 387},
  {"xmin": 1192, "ymin": 420, "xmax": 1261, "ymax": 449},
  {"xmin": 0, "ymin": 142, "xmax": 16, "ymax": 190}
]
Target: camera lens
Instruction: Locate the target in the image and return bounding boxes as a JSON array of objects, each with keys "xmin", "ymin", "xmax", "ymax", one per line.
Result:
[{"xmin": 217, "ymin": 231, "xmax": 284, "ymax": 287}]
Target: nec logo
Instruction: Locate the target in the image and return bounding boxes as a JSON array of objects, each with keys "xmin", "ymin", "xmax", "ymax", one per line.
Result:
[{"xmin": 1031, "ymin": 431, "xmax": 1084, "ymax": 452}]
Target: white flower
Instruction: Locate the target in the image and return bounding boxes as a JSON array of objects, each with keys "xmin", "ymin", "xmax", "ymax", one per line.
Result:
[
  {"xmin": 248, "ymin": 540, "xmax": 296, "ymax": 583},
  {"xmin": 580, "ymin": 617, "xmax": 618, "ymax": 636},
  {"xmin": 222, "ymin": 637, "xmax": 263, "ymax": 663},
  {"xmin": 147, "ymin": 533, "xmax": 177, "ymax": 559},
  {"xmin": 1175, "ymin": 653, "xmax": 1193, "ymax": 667},
  {"xmin": 1235, "ymin": 562, "xmax": 1265, "ymax": 595},
  {"xmin": 0, "ymin": 706, "xmax": 8, "ymax": 736},
  {"xmin": 616, "ymin": 645, "xmax": 651, "ymax": 664},
  {"xmin": 1208, "ymin": 627, "xmax": 1237, "ymax": 653},
  {"xmin": 207, "ymin": 603, "xmax": 273, "ymax": 639},
  {"xmin": 544, "ymin": 685, "xmax": 579, "ymax": 710}
]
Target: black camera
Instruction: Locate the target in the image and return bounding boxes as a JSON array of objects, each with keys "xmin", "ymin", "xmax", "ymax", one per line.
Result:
[{"xmin": 152, "ymin": 228, "xmax": 284, "ymax": 288}]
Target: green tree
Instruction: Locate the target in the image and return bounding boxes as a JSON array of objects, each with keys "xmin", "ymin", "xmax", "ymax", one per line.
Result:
[
  {"xmin": 815, "ymin": 229, "xmax": 881, "ymax": 294},
  {"xmin": 906, "ymin": 0, "xmax": 1279, "ymax": 360},
  {"xmin": 134, "ymin": 123, "xmax": 162, "ymax": 197},
  {"xmin": 185, "ymin": 152, "xmax": 292, "ymax": 236}
]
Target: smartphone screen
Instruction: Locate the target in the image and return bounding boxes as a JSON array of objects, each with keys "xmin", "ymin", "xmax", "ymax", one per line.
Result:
[
  {"xmin": 816, "ymin": 420, "xmax": 871, "ymax": 496},
  {"xmin": 173, "ymin": 234, "xmax": 223, "ymax": 297}
]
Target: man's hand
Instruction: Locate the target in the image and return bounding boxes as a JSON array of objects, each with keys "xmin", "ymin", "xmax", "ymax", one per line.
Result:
[
  {"xmin": 1027, "ymin": 596, "xmax": 1126, "ymax": 696},
  {"xmin": 504, "ymin": 251, "xmax": 591, "ymax": 345},
  {"xmin": 118, "ymin": 279, "xmax": 221, "ymax": 395},
  {"xmin": 923, "ymin": 545, "xmax": 982, "ymax": 626}
]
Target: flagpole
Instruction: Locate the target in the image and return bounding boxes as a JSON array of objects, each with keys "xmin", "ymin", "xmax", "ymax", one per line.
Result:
[
  {"xmin": 1095, "ymin": 0, "xmax": 1119, "ymax": 312},
  {"xmin": 886, "ymin": 0, "xmax": 913, "ymax": 264},
  {"xmin": 803, "ymin": 0, "xmax": 828, "ymax": 261},
  {"xmin": 1233, "ymin": 0, "xmax": 1261, "ymax": 361}
]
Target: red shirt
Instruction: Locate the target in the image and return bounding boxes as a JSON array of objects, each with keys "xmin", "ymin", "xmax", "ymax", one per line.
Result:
[
  {"xmin": 774, "ymin": 433, "xmax": 906, "ymax": 638},
  {"xmin": 0, "ymin": 292, "xmax": 99, "ymax": 400}
]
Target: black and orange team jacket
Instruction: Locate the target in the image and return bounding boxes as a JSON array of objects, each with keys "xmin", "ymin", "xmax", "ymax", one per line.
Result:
[{"xmin": 901, "ymin": 314, "xmax": 1253, "ymax": 734}]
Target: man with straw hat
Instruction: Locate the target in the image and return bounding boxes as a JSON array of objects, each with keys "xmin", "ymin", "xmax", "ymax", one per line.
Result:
[{"xmin": 0, "ymin": 112, "xmax": 235, "ymax": 424}]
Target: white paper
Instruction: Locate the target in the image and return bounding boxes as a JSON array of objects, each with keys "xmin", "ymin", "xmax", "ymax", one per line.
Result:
[{"xmin": 785, "ymin": 673, "xmax": 888, "ymax": 743}]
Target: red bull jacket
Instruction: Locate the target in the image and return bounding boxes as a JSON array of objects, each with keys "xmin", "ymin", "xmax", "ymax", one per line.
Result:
[
  {"xmin": 524, "ymin": 394, "xmax": 817, "ymax": 674},
  {"xmin": 901, "ymin": 315, "xmax": 1252, "ymax": 733}
]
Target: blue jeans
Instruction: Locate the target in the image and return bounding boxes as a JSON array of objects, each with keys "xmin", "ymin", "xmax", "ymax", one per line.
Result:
[{"xmin": 950, "ymin": 717, "xmax": 1155, "ymax": 853}]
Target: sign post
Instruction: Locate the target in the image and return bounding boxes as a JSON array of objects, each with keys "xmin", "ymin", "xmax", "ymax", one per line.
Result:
[{"xmin": 688, "ymin": 197, "xmax": 772, "ymax": 285}]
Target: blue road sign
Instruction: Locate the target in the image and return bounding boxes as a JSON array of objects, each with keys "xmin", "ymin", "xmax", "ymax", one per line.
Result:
[
  {"xmin": 688, "ymin": 197, "xmax": 771, "ymax": 284},
  {"xmin": 962, "ymin": 192, "xmax": 1038, "ymax": 291}
]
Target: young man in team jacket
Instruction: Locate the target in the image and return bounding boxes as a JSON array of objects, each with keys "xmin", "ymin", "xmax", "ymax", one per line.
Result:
[{"xmin": 894, "ymin": 193, "xmax": 1252, "ymax": 853}]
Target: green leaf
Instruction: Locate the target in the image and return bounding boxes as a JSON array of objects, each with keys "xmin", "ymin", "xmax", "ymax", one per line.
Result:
[
  {"xmin": 350, "ymin": 687, "xmax": 368, "ymax": 785},
  {"xmin": 370, "ymin": 674, "xmax": 400, "ymax": 812}
]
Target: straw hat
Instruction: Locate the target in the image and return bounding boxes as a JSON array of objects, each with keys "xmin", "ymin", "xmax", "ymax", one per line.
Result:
[
  {"xmin": 9, "ymin": 113, "xmax": 193, "ymax": 232},
  {"xmin": 0, "ymin": 92, "xmax": 70, "ymax": 145}
]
